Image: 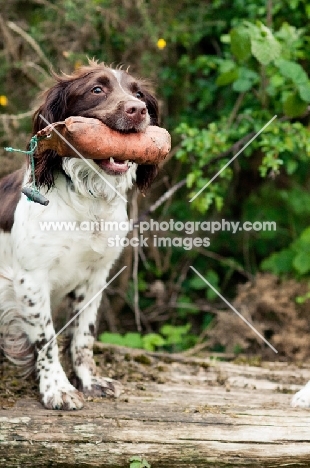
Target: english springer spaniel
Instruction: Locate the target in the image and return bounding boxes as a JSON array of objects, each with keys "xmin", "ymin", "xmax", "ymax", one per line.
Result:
[{"xmin": 0, "ymin": 61, "xmax": 159, "ymax": 410}]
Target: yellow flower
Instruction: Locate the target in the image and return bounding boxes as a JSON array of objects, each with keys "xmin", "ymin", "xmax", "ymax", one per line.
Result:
[
  {"xmin": 0, "ymin": 95, "xmax": 8, "ymax": 106},
  {"xmin": 157, "ymin": 38, "xmax": 167, "ymax": 50}
]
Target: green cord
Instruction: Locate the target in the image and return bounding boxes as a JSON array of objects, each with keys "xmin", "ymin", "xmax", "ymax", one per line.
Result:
[
  {"xmin": 4, "ymin": 135, "xmax": 40, "ymax": 156},
  {"xmin": 4, "ymin": 135, "xmax": 48, "ymax": 204}
]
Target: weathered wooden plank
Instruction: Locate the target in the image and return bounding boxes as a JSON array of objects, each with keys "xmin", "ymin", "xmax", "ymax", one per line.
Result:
[{"xmin": 1, "ymin": 352, "xmax": 310, "ymax": 466}]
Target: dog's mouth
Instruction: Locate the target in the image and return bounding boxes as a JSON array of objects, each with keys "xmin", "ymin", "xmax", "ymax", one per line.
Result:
[
  {"xmin": 87, "ymin": 115, "xmax": 147, "ymax": 175},
  {"xmin": 95, "ymin": 157, "xmax": 133, "ymax": 175},
  {"xmin": 93, "ymin": 122, "xmax": 140, "ymax": 176}
]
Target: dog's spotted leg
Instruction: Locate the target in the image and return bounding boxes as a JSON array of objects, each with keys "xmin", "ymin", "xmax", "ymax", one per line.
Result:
[
  {"xmin": 14, "ymin": 269, "xmax": 84, "ymax": 410},
  {"xmin": 67, "ymin": 273, "xmax": 122, "ymax": 398}
]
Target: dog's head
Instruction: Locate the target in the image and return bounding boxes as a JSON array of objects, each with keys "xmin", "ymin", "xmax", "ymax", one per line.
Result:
[{"xmin": 32, "ymin": 61, "xmax": 159, "ymax": 195}]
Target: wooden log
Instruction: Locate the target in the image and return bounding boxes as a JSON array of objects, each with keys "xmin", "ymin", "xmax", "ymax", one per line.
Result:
[{"xmin": 1, "ymin": 348, "xmax": 310, "ymax": 467}]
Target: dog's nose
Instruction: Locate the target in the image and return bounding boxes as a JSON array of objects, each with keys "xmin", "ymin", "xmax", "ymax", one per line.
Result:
[{"xmin": 124, "ymin": 100, "xmax": 147, "ymax": 118}]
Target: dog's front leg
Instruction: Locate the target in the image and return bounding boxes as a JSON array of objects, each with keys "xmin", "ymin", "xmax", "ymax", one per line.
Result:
[
  {"xmin": 67, "ymin": 271, "xmax": 122, "ymax": 399},
  {"xmin": 14, "ymin": 269, "xmax": 84, "ymax": 410}
]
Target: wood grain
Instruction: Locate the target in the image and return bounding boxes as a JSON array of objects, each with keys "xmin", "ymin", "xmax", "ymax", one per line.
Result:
[{"xmin": 1, "ymin": 348, "xmax": 310, "ymax": 467}]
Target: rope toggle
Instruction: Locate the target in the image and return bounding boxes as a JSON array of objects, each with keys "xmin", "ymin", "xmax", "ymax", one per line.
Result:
[{"xmin": 4, "ymin": 135, "xmax": 49, "ymax": 206}]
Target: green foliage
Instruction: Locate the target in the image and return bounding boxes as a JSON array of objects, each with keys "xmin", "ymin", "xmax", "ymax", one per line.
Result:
[
  {"xmin": 230, "ymin": 27, "xmax": 251, "ymax": 62},
  {"xmin": 246, "ymin": 21, "xmax": 282, "ymax": 65},
  {"xmin": 175, "ymin": 18, "xmax": 310, "ymax": 212},
  {"xmin": 262, "ymin": 227, "xmax": 310, "ymax": 276},
  {"xmin": 142, "ymin": 333, "xmax": 166, "ymax": 351},
  {"xmin": 188, "ymin": 269, "xmax": 219, "ymax": 300},
  {"xmin": 296, "ymin": 290, "xmax": 310, "ymax": 304},
  {"xmin": 129, "ymin": 457, "xmax": 151, "ymax": 468},
  {"xmin": 99, "ymin": 332, "xmax": 144, "ymax": 349},
  {"xmin": 160, "ymin": 324, "xmax": 190, "ymax": 346},
  {"xmin": 99, "ymin": 324, "xmax": 196, "ymax": 352}
]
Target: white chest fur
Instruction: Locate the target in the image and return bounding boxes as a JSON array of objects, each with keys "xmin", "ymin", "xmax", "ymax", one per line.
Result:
[{"xmin": 11, "ymin": 170, "xmax": 131, "ymax": 298}]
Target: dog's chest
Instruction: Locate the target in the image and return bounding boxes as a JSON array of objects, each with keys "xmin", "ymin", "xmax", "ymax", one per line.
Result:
[{"xmin": 12, "ymin": 190, "xmax": 129, "ymax": 292}]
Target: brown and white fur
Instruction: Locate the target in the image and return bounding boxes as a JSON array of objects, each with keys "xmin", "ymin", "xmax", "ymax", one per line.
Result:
[{"xmin": 0, "ymin": 61, "xmax": 159, "ymax": 410}]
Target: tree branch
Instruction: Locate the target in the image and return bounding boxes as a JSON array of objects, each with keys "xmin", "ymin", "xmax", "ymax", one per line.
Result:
[{"xmin": 7, "ymin": 21, "xmax": 53, "ymax": 70}]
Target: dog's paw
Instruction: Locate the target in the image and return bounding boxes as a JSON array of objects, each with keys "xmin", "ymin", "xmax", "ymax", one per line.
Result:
[
  {"xmin": 291, "ymin": 382, "xmax": 310, "ymax": 408},
  {"xmin": 81, "ymin": 376, "xmax": 122, "ymax": 398},
  {"xmin": 41, "ymin": 385, "xmax": 84, "ymax": 410}
]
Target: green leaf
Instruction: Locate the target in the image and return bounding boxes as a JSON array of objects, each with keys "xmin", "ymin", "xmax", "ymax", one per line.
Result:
[
  {"xmin": 186, "ymin": 172, "xmax": 196, "ymax": 188},
  {"xmin": 130, "ymin": 463, "xmax": 142, "ymax": 468},
  {"xmin": 123, "ymin": 333, "xmax": 144, "ymax": 349},
  {"xmin": 230, "ymin": 28, "xmax": 251, "ymax": 61},
  {"xmin": 293, "ymin": 253, "xmax": 310, "ymax": 275},
  {"xmin": 216, "ymin": 68, "xmax": 239, "ymax": 86},
  {"xmin": 250, "ymin": 24, "xmax": 281, "ymax": 65},
  {"xmin": 99, "ymin": 332, "xmax": 125, "ymax": 346},
  {"xmin": 261, "ymin": 249, "xmax": 294, "ymax": 274},
  {"xmin": 296, "ymin": 292, "xmax": 310, "ymax": 304},
  {"xmin": 189, "ymin": 276, "xmax": 207, "ymax": 290},
  {"xmin": 298, "ymin": 82, "xmax": 310, "ymax": 102},
  {"xmin": 98, "ymin": 332, "xmax": 144, "ymax": 349},
  {"xmin": 232, "ymin": 67, "xmax": 259, "ymax": 92},
  {"xmin": 290, "ymin": 227, "xmax": 310, "ymax": 274},
  {"xmin": 286, "ymin": 159, "xmax": 298, "ymax": 175},
  {"xmin": 129, "ymin": 460, "xmax": 151, "ymax": 468},
  {"xmin": 142, "ymin": 333, "xmax": 166, "ymax": 351},
  {"xmin": 283, "ymin": 93, "xmax": 308, "ymax": 117},
  {"xmin": 204, "ymin": 270, "xmax": 219, "ymax": 300},
  {"xmin": 232, "ymin": 77, "xmax": 252, "ymax": 92},
  {"xmin": 160, "ymin": 324, "xmax": 191, "ymax": 345},
  {"xmin": 275, "ymin": 59, "xmax": 308, "ymax": 85},
  {"xmin": 299, "ymin": 226, "xmax": 310, "ymax": 243}
]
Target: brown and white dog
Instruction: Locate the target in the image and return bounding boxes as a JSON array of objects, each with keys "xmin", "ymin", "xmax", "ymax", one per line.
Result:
[{"xmin": 0, "ymin": 61, "xmax": 158, "ymax": 409}]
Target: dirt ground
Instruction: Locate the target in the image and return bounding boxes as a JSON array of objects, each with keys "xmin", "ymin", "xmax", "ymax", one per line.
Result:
[{"xmin": 207, "ymin": 272, "xmax": 310, "ymax": 361}]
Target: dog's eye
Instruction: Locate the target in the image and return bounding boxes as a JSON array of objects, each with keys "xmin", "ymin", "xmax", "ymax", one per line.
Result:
[
  {"xmin": 136, "ymin": 91, "xmax": 144, "ymax": 99},
  {"xmin": 92, "ymin": 86, "xmax": 103, "ymax": 94}
]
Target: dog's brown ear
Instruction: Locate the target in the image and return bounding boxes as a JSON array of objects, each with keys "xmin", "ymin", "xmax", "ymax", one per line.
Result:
[
  {"xmin": 32, "ymin": 81, "xmax": 70, "ymax": 189},
  {"xmin": 136, "ymin": 164, "xmax": 159, "ymax": 195},
  {"xmin": 137, "ymin": 88, "xmax": 159, "ymax": 193},
  {"xmin": 143, "ymin": 89, "xmax": 159, "ymax": 126},
  {"xmin": 33, "ymin": 81, "xmax": 68, "ymax": 133}
]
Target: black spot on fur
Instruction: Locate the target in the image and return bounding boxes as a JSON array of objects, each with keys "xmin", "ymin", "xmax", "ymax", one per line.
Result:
[
  {"xmin": 89, "ymin": 324, "xmax": 95, "ymax": 336},
  {"xmin": 35, "ymin": 338, "xmax": 47, "ymax": 350},
  {"xmin": 68, "ymin": 291, "xmax": 76, "ymax": 300},
  {"xmin": 21, "ymin": 317, "xmax": 35, "ymax": 327}
]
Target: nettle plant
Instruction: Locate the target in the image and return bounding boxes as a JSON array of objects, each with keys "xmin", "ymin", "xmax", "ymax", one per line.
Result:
[{"xmin": 175, "ymin": 21, "xmax": 310, "ymax": 214}]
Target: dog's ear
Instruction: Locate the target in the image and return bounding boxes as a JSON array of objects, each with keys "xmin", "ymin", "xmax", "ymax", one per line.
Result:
[
  {"xmin": 33, "ymin": 81, "xmax": 68, "ymax": 133},
  {"xmin": 32, "ymin": 81, "xmax": 69, "ymax": 189},
  {"xmin": 136, "ymin": 89, "xmax": 159, "ymax": 193},
  {"xmin": 135, "ymin": 164, "xmax": 159, "ymax": 195},
  {"xmin": 143, "ymin": 89, "xmax": 159, "ymax": 126}
]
